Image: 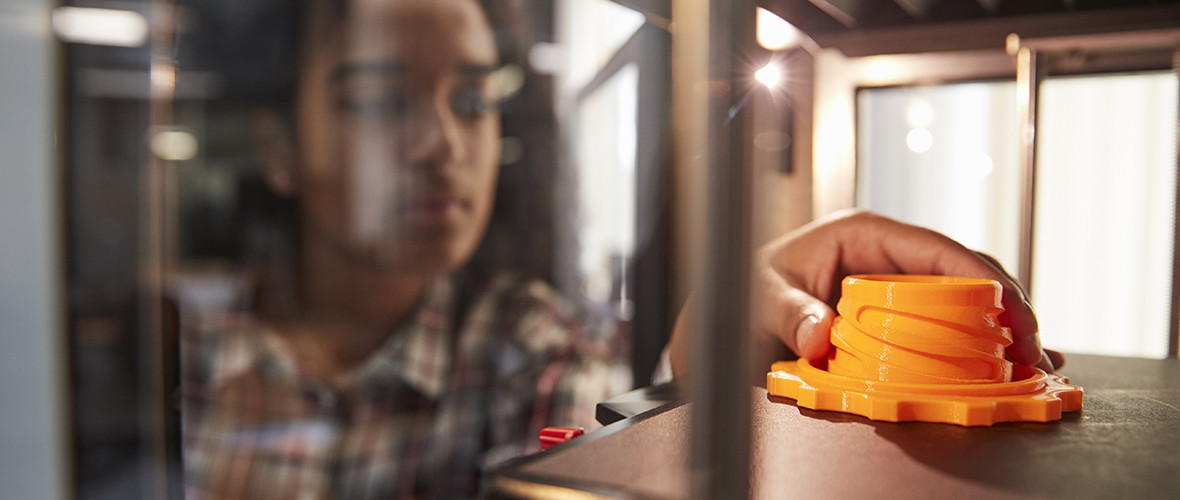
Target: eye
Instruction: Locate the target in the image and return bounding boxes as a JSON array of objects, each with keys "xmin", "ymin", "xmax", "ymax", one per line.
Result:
[{"xmin": 451, "ymin": 87, "xmax": 497, "ymax": 119}]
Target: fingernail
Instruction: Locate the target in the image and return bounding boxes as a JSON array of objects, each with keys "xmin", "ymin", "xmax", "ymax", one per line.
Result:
[{"xmin": 795, "ymin": 314, "xmax": 819, "ymax": 355}]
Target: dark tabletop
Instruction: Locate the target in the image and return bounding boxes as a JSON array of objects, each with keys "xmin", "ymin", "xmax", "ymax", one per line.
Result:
[{"xmin": 492, "ymin": 353, "xmax": 1180, "ymax": 499}]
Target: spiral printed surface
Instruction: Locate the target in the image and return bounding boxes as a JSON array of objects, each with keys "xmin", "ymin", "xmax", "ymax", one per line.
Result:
[{"xmin": 826, "ymin": 275, "xmax": 1014, "ymax": 385}]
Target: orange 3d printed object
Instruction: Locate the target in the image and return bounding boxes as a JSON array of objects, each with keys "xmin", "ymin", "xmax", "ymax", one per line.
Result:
[{"xmin": 766, "ymin": 275, "xmax": 1083, "ymax": 426}]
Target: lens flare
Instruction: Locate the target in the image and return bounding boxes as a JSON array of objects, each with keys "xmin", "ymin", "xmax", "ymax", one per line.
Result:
[{"xmin": 755, "ymin": 64, "xmax": 781, "ymax": 88}]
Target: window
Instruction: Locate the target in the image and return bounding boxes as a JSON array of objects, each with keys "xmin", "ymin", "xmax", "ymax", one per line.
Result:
[{"xmin": 856, "ymin": 70, "xmax": 1179, "ymax": 359}]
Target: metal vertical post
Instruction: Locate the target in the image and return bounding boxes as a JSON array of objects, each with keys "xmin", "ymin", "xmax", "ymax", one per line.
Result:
[
  {"xmin": 141, "ymin": 0, "xmax": 180, "ymax": 497},
  {"xmin": 684, "ymin": 0, "xmax": 755, "ymax": 498},
  {"xmin": 1014, "ymin": 43, "xmax": 1042, "ymax": 293},
  {"xmin": 1170, "ymin": 47, "xmax": 1180, "ymax": 359}
]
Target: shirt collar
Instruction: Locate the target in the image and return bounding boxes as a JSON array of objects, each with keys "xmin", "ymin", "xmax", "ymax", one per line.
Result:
[
  {"xmin": 354, "ymin": 276, "xmax": 454, "ymax": 399},
  {"xmin": 205, "ymin": 277, "xmax": 455, "ymax": 400}
]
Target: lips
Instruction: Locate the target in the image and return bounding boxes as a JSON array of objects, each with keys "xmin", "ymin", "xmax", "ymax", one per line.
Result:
[{"xmin": 399, "ymin": 193, "xmax": 467, "ymax": 224}]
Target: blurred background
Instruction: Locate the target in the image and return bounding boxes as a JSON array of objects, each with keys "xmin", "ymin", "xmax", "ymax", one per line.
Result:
[{"xmin": 2, "ymin": 0, "xmax": 1178, "ymax": 498}]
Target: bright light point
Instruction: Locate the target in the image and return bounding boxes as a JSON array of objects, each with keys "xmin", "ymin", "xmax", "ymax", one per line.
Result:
[
  {"xmin": 755, "ymin": 64, "xmax": 782, "ymax": 88},
  {"xmin": 906, "ymin": 99, "xmax": 934, "ymax": 127},
  {"xmin": 151, "ymin": 129, "xmax": 199, "ymax": 161},
  {"xmin": 906, "ymin": 127, "xmax": 933, "ymax": 153},
  {"xmin": 51, "ymin": 7, "xmax": 148, "ymax": 47},
  {"xmin": 967, "ymin": 153, "xmax": 995, "ymax": 179},
  {"xmin": 756, "ymin": 7, "xmax": 798, "ymax": 51}
]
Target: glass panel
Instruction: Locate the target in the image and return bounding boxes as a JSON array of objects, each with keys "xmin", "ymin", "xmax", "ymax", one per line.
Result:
[
  {"xmin": 576, "ymin": 62, "xmax": 638, "ymax": 321},
  {"xmin": 59, "ymin": 0, "xmax": 674, "ymax": 497},
  {"xmin": 164, "ymin": 1, "xmax": 663, "ymax": 497},
  {"xmin": 1032, "ymin": 71, "xmax": 1178, "ymax": 359},
  {"xmin": 856, "ymin": 82, "xmax": 1023, "ymax": 275}
]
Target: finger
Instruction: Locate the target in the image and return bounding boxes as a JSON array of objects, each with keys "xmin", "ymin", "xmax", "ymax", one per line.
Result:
[
  {"xmin": 997, "ymin": 289, "xmax": 1042, "ymax": 367},
  {"xmin": 770, "ymin": 285, "xmax": 836, "ymax": 361},
  {"xmin": 798, "ymin": 309, "xmax": 836, "ymax": 361},
  {"xmin": 968, "ymin": 251, "xmax": 1044, "ymax": 366},
  {"xmin": 1033, "ymin": 351, "xmax": 1053, "ymax": 373},
  {"xmin": 1045, "ymin": 348, "xmax": 1066, "ymax": 371}
]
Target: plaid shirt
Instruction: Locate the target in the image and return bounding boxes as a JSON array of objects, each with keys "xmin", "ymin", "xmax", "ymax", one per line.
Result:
[{"xmin": 181, "ymin": 275, "xmax": 621, "ymax": 499}]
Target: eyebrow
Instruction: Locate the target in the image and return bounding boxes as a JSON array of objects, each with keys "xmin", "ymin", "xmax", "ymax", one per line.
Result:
[
  {"xmin": 329, "ymin": 61, "xmax": 499, "ymax": 82},
  {"xmin": 330, "ymin": 61, "xmax": 405, "ymax": 82}
]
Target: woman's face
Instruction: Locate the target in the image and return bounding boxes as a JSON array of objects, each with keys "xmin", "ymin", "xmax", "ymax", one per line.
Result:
[{"xmin": 295, "ymin": 0, "xmax": 501, "ymax": 273}]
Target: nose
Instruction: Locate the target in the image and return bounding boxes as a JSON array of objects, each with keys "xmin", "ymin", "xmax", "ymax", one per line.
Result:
[{"xmin": 409, "ymin": 93, "xmax": 464, "ymax": 169}]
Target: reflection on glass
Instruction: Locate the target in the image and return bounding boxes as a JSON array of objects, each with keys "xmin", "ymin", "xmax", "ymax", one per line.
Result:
[
  {"xmin": 51, "ymin": 6, "xmax": 149, "ymax": 47},
  {"xmin": 176, "ymin": 1, "xmax": 632, "ymax": 497}
]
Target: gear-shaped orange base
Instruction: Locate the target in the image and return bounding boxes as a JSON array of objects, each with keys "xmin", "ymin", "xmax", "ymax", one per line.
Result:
[
  {"xmin": 767, "ymin": 274, "xmax": 1083, "ymax": 426},
  {"xmin": 768, "ymin": 358, "xmax": 1083, "ymax": 426}
]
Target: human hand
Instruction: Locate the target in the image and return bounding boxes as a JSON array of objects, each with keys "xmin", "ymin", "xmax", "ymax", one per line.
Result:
[{"xmin": 753, "ymin": 209, "xmax": 1061, "ymax": 373}]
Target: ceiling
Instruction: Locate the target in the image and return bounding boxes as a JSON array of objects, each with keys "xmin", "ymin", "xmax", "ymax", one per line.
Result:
[{"xmin": 763, "ymin": 0, "xmax": 1180, "ymax": 56}]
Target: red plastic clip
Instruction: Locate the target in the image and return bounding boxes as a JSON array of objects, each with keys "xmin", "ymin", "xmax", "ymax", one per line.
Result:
[{"xmin": 539, "ymin": 426, "xmax": 584, "ymax": 450}]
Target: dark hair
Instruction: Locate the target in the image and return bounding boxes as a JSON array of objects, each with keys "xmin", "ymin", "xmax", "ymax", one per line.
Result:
[{"xmin": 464, "ymin": 0, "xmax": 559, "ymax": 284}]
